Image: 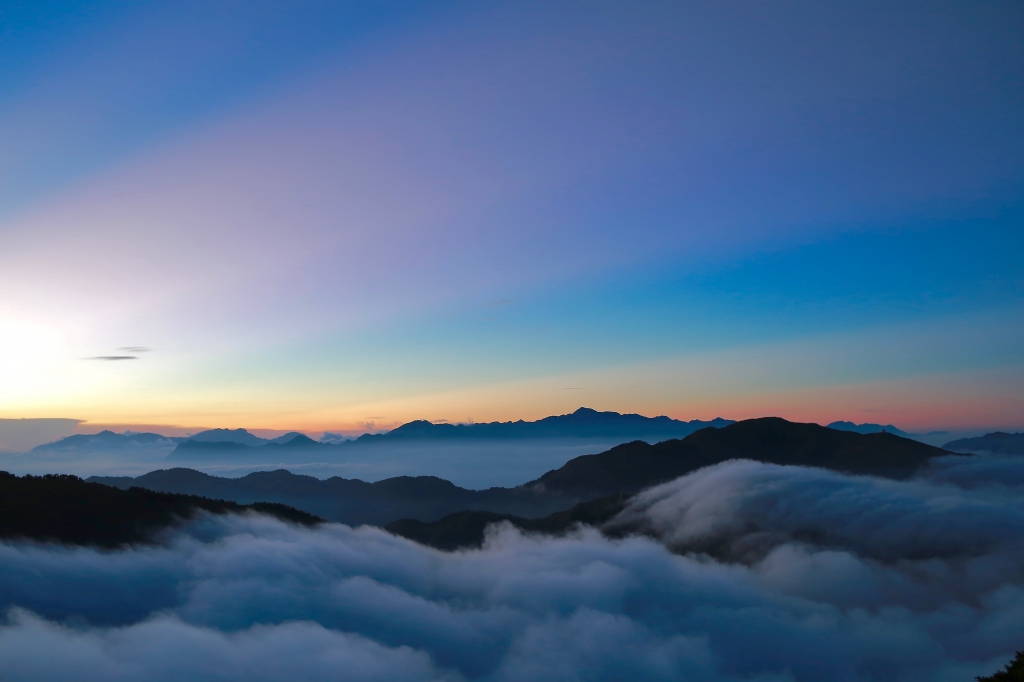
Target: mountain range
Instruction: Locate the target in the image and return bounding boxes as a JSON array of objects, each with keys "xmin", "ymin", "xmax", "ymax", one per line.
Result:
[
  {"xmin": 26, "ymin": 408, "xmax": 735, "ymax": 465},
  {"xmin": 351, "ymin": 408, "xmax": 733, "ymax": 441},
  {"xmin": 30, "ymin": 430, "xmax": 185, "ymax": 453},
  {"xmin": 162, "ymin": 408, "xmax": 735, "ymax": 461},
  {"xmin": 33, "ymin": 410, "xmax": 927, "ymax": 463},
  {"xmin": 825, "ymin": 421, "xmax": 911, "ymax": 437},
  {"xmin": 91, "ymin": 418, "xmax": 952, "ymax": 533}
]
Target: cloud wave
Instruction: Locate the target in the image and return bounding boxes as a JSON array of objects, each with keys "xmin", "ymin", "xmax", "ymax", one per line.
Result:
[{"xmin": 1, "ymin": 456, "xmax": 1022, "ymax": 680}]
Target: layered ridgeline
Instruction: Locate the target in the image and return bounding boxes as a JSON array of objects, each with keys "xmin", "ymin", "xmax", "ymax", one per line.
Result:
[
  {"xmin": 825, "ymin": 421, "xmax": 911, "ymax": 437},
  {"xmin": 36, "ymin": 412, "xmax": 924, "ymax": 462},
  {"xmin": 0, "ymin": 471, "xmax": 320, "ymax": 547},
  {"xmin": 92, "ymin": 418, "xmax": 953, "ymax": 536},
  {"xmin": 27, "ymin": 427, "xmax": 302, "ymax": 457},
  {"xmin": 30, "ymin": 430, "xmax": 185, "ymax": 455},
  {"xmin": 944, "ymin": 431, "xmax": 1024, "ymax": 455},
  {"xmin": 163, "ymin": 408, "xmax": 735, "ymax": 462}
]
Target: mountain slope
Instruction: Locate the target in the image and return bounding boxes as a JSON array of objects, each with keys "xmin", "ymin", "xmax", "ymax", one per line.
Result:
[
  {"xmin": 32, "ymin": 430, "xmax": 184, "ymax": 453},
  {"xmin": 0, "ymin": 471, "xmax": 320, "ymax": 547},
  {"xmin": 186, "ymin": 428, "xmax": 269, "ymax": 446},
  {"xmin": 90, "ymin": 468, "xmax": 571, "ymax": 526},
  {"xmin": 826, "ymin": 421, "xmax": 911, "ymax": 438},
  {"xmin": 385, "ymin": 494, "xmax": 629, "ymax": 551},
  {"xmin": 526, "ymin": 417, "xmax": 948, "ymax": 497},
  {"xmin": 944, "ymin": 432, "xmax": 1024, "ymax": 455}
]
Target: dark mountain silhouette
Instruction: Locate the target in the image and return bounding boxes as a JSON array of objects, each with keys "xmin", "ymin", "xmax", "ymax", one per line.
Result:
[
  {"xmin": 268, "ymin": 433, "xmax": 319, "ymax": 447},
  {"xmin": 166, "ymin": 433, "xmax": 326, "ymax": 461},
  {"xmin": 525, "ymin": 417, "xmax": 948, "ymax": 498},
  {"xmin": 944, "ymin": 432, "xmax": 1024, "ymax": 455},
  {"xmin": 826, "ymin": 420, "xmax": 911, "ymax": 438},
  {"xmin": 268, "ymin": 431, "xmax": 308, "ymax": 445},
  {"xmin": 164, "ymin": 408, "xmax": 735, "ymax": 462},
  {"xmin": 353, "ymin": 408, "xmax": 733, "ymax": 442},
  {"xmin": 385, "ymin": 494, "xmax": 629, "ymax": 551},
  {"xmin": 33, "ymin": 427, "xmax": 322, "ymax": 459},
  {"xmin": 31, "ymin": 430, "xmax": 184, "ymax": 453},
  {"xmin": 0, "ymin": 470, "xmax": 319, "ymax": 547},
  {"xmin": 95, "ymin": 418, "xmax": 954, "ymax": 530},
  {"xmin": 90, "ymin": 468, "xmax": 572, "ymax": 526}
]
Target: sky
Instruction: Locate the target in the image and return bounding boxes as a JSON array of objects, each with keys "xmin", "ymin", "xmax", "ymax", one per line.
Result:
[{"xmin": 1, "ymin": 0, "xmax": 1022, "ymax": 436}]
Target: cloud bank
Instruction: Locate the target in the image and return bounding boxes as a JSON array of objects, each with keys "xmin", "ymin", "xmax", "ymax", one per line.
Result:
[
  {"xmin": 1, "ymin": 455, "xmax": 1022, "ymax": 680},
  {"xmin": 0, "ymin": 418, "xmax": 82, "ymax": 454}
]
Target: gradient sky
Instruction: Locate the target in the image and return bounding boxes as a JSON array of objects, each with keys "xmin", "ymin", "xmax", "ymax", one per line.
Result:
[{"xmin": 1, "ymin": 0, "xmax": 1022, "ymax": 435}]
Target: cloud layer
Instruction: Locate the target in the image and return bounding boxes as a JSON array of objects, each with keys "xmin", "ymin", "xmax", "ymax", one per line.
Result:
[{"xmin": 1, "ymin": 455, "xmax": 1022, "ymax": 680}]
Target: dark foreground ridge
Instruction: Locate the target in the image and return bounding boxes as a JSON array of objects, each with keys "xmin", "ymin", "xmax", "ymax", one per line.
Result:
[
  {"xmin": 385, "ymin": 494, "xmax": 629, "ymax": 551},
  {"xmin": 92, "ymin": 418, "xmax": 955, "ymax": 534},
  {"xmin": 523, "ymin": 416, "xmax": 949, "ymax": 497},
  {"xmin": 91, "ymin": 469, "xmax": 576, "ymax": 526},
  {"xmin": 0, "ymin": 471, "xmax": 321, "ymax": 547}
]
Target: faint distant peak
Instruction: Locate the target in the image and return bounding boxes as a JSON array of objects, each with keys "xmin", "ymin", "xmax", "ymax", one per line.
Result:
[
  {"xmin": 827, "ymin": 421, "xmax": 910, "ymax": 438},
  {"xmin": 31, "ymin": 430, "xmax": 183, "ymax": 452},
  {"xmin": 267, "ymin": 432, "xmax": 310, "ymax": 445},
  {"xmin": 187, "ymin": 428, "xmax": 267, "ymax": 446},
  {"xmin": 944, "ymin": 431, "xmax": 1024, "ymax": 455}
]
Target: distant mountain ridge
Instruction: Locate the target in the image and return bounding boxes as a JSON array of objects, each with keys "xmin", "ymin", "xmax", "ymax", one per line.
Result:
[
  {"xmin": 31, "ymin": 430, "xmax": 184, "ymax": 453},
  {"xmin": 944, "ymin": 432, "xmax": 1024, "ymax": 455},
  {"xmin": 34, "ymin": 411, "xmax": 932, "ymax": 458},
  {"xmin": 360, "ymin": 408, "xmax": 733, "ymax": 441},
  {"xmin": 187, "ymin": 428, "xmax": 308, "ymax": 446},
  {"xmin": 33, "ymin": 427, "xmax": 324, "ymax": 456},
  {"xmin": 826, "ymin": 421, "xmax": 911, "ymax": 438},
  {"xmin": 164, "ymin": 408, "xmax": 734, "ymax": 461},
  {"xmin": 187, "ymin": 428, "xmax": 267, "ymax": 446}
]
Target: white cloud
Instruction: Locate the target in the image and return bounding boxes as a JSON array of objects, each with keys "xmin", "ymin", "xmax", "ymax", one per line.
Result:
[{"xmin": 1, "ymin": 456, "xmax": 1022, "ymax": 680}]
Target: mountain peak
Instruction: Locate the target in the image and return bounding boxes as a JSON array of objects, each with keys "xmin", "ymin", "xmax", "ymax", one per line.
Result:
[
  {"xmin": 188, "ymin": 428, "xmax": 266, "ymax": 446},
  {"xmin": 826, "ymin": 421, "xmax": 910, "ymax": 437}
]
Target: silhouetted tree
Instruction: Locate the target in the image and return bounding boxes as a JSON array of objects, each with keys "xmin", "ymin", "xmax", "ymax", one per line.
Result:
[{"xmin": 978, "ymin": 651, "xmax": 1024, "ymax": 681}]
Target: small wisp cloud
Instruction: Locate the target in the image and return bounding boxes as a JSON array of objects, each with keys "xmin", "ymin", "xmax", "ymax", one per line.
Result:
[{"xmin": 84, "ymin": 346, "xmax": 153, "ymax": 361}]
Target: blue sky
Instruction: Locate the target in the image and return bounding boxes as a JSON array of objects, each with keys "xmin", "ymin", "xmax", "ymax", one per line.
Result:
[{"xmin": 0, "ymin": 0, "xmax": 1021, "ymax": 433}]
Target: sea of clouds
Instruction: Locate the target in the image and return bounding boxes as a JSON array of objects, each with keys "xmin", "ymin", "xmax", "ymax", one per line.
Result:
[
  {"xmin": 0, "ymin": 452, "xmax": 1022, "ymax": 681},
  {"xmin": 0, "ymin": 438, "xmax": 644, "ymax": 488}
]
